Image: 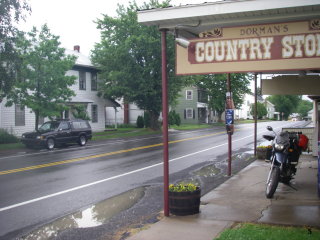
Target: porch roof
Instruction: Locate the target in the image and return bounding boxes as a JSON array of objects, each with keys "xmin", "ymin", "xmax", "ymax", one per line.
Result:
[{"xmin": 138, "ymin": 0, "xmax": 320, "ymax": 38}]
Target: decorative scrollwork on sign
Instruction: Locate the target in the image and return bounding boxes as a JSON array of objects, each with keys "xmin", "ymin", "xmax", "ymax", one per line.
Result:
[
  {"xmin": 310, "ymin": 19, "xmax": 320, "ymax": 30},
  {"xmin": 199, "ymin": 28, "xmax": 223, "ymax": 38}
]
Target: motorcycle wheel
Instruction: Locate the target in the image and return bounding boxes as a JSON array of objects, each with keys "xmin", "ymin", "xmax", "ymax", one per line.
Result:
[{"xmin": 265, "ymin": 166, "xmax": 280, "ymax": 199}]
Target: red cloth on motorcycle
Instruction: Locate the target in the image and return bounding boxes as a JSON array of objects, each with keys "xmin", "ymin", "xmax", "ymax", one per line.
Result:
[{"xmin": 298, "ymin": 134, "xmax": 309, "ymax": 150}]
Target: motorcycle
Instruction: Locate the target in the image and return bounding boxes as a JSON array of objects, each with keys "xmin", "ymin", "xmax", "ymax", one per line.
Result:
[{"xmin": 263, "ymin": 126, "xmax": 303, "ymax": 198}]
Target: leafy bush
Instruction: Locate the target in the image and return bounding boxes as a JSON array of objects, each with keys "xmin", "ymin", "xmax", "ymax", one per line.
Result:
[
  {"xmin": 136, "ymin": 115, "xmax": 144, "ymax": 128},
  {"xmin": 168, "ymin": 110, "xmax": 181, "ymax": 126},
  {"xmin": 0, "ymin": 129, "xmax": 19, "ymax": 144},
  {"xmin": 174, "ymin": 112, "xmax": 181, "ymax": 126}
]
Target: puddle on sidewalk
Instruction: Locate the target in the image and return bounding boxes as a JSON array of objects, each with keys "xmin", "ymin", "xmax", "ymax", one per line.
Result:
[
  {"xmin": 233, "ymin": 151, "xmax": 255, "ymax": 161},
  {"xmin": 22, "ymin": 187, "xmax": 145, "ymax": 240},
  {"xmin": 194, "ymin": 165, "xmax": 220, "ymax": 177}
]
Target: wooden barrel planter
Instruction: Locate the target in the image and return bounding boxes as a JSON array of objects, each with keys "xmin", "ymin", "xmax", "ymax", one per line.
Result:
[
  {"xmin": 256, "ymin": 147, "xmax": 267, "ymax": 159},
  {"xmin": 266, "ymin": 148, "xmax": 272, "ymax": 160},
  {"xmin": 257, "ymin": 146, "xmax": 273, "ymax": 160},
  {"xmin": 169, "ymin": 187, "xmax": 201, "ymax": 216}
]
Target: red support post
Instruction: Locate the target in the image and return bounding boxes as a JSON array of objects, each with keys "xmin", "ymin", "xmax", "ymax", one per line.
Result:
[
  {"xmin": 228, "ymin": 133, "xmax": 232, "ymax": 176},
  {"xmin": 161, "ymin": 29, "xmax": 169, "ymax": 217},
  {"xmin": 226, "ymin": 73, "xmax": 233, "ymax": 176},
  {"xmin": 254, "ymin": 73, "xmax": 258, "ymax": 157}
]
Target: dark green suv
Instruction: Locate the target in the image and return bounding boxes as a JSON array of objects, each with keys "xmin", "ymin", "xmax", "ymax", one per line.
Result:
[{"xmin": 21, "ymin": 119, "xmax": 92, "ymax": 150}]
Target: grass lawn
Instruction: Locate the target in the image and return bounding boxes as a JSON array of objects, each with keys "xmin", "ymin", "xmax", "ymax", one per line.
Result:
[
  {"xmin": 92, "ymin": 128, "xmax": 160, "ymax": 140},
  {"xmin": 215, "ymin": 223, "xmax": 320, "ymax": 240},
  {"xmin": 171, "ymin": 123, "xmax": 223, "ymax": 130},
  {"xmin": 0, "ymin": 142, "xmax": 24, "ymax": 151},
  {"xmin": 235, "ymin": 119, "xmax": 273, "ymax": 124}
]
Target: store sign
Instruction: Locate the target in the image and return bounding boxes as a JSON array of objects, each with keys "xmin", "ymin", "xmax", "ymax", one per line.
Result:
[{"xmin": 176, "ymin": 20, "xmax": 320, "ymax": 75}]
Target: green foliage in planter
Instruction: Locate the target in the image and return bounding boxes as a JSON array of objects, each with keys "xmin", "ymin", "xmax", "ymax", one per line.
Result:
[
  {"xmin": 257, "ymin": 145, "xmax": 272, "ymax": 149},
  {"xmin": 169, "ymin": 183, "xmax": 198, "ymax": 192}
]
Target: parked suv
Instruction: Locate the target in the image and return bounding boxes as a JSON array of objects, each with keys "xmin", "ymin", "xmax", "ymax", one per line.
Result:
[{"xmin": 21, "ymin": 119, "xmax": 92, "ymax": 150}]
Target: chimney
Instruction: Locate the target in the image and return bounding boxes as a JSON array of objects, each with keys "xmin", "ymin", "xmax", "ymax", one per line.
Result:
[{"xmin": 74, "ymin": 45, "xmax": 80, "ymax": 52}]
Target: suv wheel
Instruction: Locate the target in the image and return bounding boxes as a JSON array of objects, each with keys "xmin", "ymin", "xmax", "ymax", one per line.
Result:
[
  {"xmin": 46, "ymin": 138, "xmax": 55, "ymax": 150},
  {"xmin": 78, "ymin": 135, "xmax": 87, "ymax": 146}
]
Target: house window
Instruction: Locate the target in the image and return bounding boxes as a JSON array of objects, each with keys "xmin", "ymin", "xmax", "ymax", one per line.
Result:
[
  {"xmin": 185, "ymin": 108, "xmax": 194, "ymax": 119},
  {"xmin": 91, "ymin": 72, "xmax": 97, "ymax": 91},
  {"xmin": 186, "ymin": 90, "xmax": 193, "ymax": 100},
  {"xmin": 79, "ymin": 71, "xmax": 86, "ymax": 90},
  {"xmin": 15, "ymin": 104, "xmax": 25, "ymax": 126},
  {"xmin": 91, "ymin": 73, "xmax": 98, "ymax": 91},
  {"xmin": 91, "ymin": 105, "xmax": 98, "ymax": 123}
]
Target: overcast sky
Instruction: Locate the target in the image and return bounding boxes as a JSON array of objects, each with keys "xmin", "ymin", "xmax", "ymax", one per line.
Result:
[{"xmin": 20, "ymin": 0, "xmax": 210, "ymax": 56}]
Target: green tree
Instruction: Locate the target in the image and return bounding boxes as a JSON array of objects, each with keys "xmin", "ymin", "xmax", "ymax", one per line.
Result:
[
  {"xmin": 196, "ymin": 74, "xmax": 251, "ymax": 121},
  {"xmin": 250, "ymin": 102, "xmax": 268, "ymax": 119},
  {"xmin": 267, "ymin": 95, "xmax": 301, "ymax": 120},
  {"xmin": 71, "ymin": 104, "xmax": 91, "ymax": 120},
  {"xmin": 5, "ymin": 24, "xmax": 77, "ymax": 130},
  {"xmin": 92, "ymin": 0, "xmax": 187, "ymax": 130},
  {"xmin": 144, "ymin": 111, "xmax": 151, "ymax": 128},
  {"xmin": 296, "ymin": 99, "xmax": 313, "ymax": 118},
  {"xmin": 0, "ymin": 0, "xmax": 31, "ymax": 99}
]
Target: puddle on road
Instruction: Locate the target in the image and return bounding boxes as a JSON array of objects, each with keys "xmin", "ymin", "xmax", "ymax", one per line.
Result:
[
  {"xmin": 22, "ymin": 187, "xmax": 145, "ymax": 240},
  {"xmin": 194, "ymin": 165, "xmax": 220, "ymax": 177}
]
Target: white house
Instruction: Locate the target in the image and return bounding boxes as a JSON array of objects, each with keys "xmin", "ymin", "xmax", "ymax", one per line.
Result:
[
  {"xmin": 265, "ymin": 100, "xmax": 277, "ymax": 120},
  {"xmin": 105, "ymin": 100, "xmax": 144, "ymax": 126},
  {"xmin": 235, "ymin": 93, "xmax": 256, "ymax": 120},
  {"xmin": 0, "ymin": 45, "xmax": 116, "ymax": 136},
  {"xmin": 235, "ymin": 94, "xmax": 277, "ymax": 120}
]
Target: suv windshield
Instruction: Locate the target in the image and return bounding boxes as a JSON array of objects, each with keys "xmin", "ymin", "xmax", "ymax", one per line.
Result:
[{"xmin": 38, "ymin": 121, "xmax": 60, "ymax": 132}]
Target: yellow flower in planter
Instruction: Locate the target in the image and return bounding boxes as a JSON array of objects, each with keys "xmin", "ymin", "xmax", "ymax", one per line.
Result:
[
  {"xmin": 257, "ymin": 145, "xmax": 272, "ymax": 149},
  {"xmin": 169, "ymin": 182, "xmax": 201, "ymax": 216},
  {"xmin": 169, "ymin": 183, "xmax": 198, "ymax": 192}
]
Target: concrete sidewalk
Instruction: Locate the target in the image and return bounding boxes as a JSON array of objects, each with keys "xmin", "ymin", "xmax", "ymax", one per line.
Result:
[{"xmin": 127, "ymin": 155, "xmax": 320, "ymax": 240}]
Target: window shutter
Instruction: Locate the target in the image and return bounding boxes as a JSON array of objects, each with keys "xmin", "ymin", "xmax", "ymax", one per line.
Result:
[
  {"xmin": 193, "ymin": 109, "xmax": 195, "ymax": 119},
  {"xmin": 184, "ymin": 109, "xmax": 186, "ymax": 119}
]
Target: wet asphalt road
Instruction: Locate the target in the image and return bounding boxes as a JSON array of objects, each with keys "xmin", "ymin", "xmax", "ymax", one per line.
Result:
[{"xmin": 0, "ymin": 121, "xmax": 306, "ymax": 239}]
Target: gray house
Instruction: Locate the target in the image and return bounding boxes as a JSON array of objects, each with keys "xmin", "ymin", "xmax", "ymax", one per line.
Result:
[{"xmin": 172, "ymin": 86, "xmax": 208, "ymax": 124}]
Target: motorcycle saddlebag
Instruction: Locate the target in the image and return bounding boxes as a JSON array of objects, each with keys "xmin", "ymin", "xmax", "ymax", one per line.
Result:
[{"xmin": 298, "ymin": 134, "xmax": 309, "ymax": 151}]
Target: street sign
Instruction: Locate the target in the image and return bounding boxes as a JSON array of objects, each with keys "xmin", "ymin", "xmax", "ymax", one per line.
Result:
[{"xmin": 225, "ymin": 109, "xmax": 234, "ymax": 125}]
